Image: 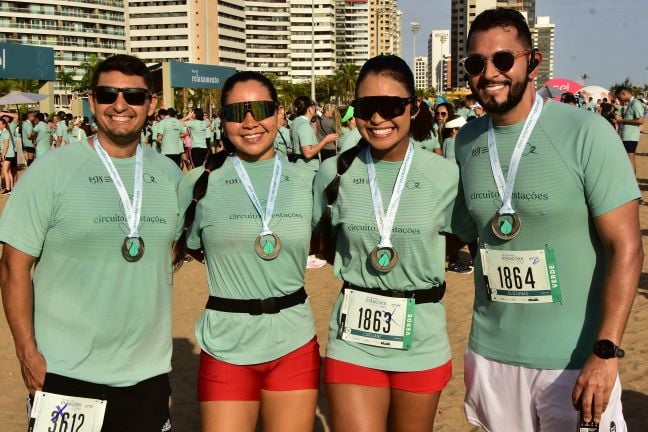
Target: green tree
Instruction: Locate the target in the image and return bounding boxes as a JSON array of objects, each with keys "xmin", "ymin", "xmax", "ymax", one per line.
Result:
[
  {"xmin": 610, "ymin": 78, "xmax": 641, "ymax": 96},
  {"xmin": 333, "ymin": 63, "xmax": 360, "ymax": 104},
  {"xmin": 57, "ymin": 70, "xmax": 75, "ymax": 106},
  {"xmin": 77, "ymin": 54, "xmax": 103, "ymax": 91}
]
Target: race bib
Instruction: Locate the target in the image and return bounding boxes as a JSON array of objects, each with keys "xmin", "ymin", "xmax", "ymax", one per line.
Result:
[
  {"xmin": 481, "ymin": 247, "xmax": 562, "ymax": 304},
  {"xmin": 339, "ymin": 289, "xmax": 415, "ymax": 350},
  {"xmin": 29, "ymin": 391, "xmax": 106, "ymax": 432}
]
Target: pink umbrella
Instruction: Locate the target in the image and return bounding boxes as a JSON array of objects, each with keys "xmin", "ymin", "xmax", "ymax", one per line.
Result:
[{"xmin": 543, "ymin": 78, "xmax": 584, "ymax": 95}]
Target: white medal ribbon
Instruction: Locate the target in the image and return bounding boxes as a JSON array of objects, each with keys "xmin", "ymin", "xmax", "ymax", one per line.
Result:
[
  {"xmin": 487, "ymin": 94, "xmax": 543, "ymax": 215},
  {"xmin": 232, "ymin": 155, "xmax": 282, "ymax": 236},
  {"xmin": 93, "ymin": 136, "xmax": 143, "ymax": 238},
  {"xmin": 365, "ymin": 142, "xmax": 414, "ymax": 248}
]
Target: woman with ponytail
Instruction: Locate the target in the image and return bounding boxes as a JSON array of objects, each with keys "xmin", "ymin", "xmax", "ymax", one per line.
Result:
[
  {"xmin": 176, "ymin": 71, "xmax": 320, "ymax": 432},
  {"xmin": 312, "ymin": 55, "xmax": 462, "ymax": 431}
]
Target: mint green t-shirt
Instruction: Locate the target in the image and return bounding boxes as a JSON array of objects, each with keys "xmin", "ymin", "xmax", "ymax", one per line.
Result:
[
  {"xmin": 178, "ymin": 157, "xmax": 316, "ymax": 364},
  {"xmin": 68, "ymin": 126, "xmax": 87, "ymax": 146},
  {"xmin": 22, "ymin": 120, "xmax": 34, "ymax": 149},
  {"xmin": 157, "ymin": 116, "xmax": 184, "ymax": 155},
  {"xmin": 0, "ymin": 143, "xmax": 183, "ymax": 385},
  {"xmin": 211, "ymin": 117, "xmax": 221, "ymax": 140},
  {"xmin": 453, "ymin": 99, "xmax": 640, "ymax": 370},
  {"xmin": 55, "ymin": 121, "xmax": 68, "ymax": 145},
  {"xmin": 33, "ymin": 121, "xmax": 52, "ymax": 157},
  {"xmin": 620, "ymin": 97, "xmax": 645, "ymax": 142},
  {"xmin": 290, "ymin": 116, "xmax": 319, "ymax": 171},
  {"xmin": 338, "ymin": 127, "xmax": 362, "ymax": 153},
  {"xmin": 1, "ymin": 129, "xmax": 15, "ymax": 158},
  {"xmin": 313, "ymin": 144, "xmax": 459, "ymax": 371},
  {"xmin": 442, "ymin": 137, "xmax": 455, "ymax": 162},
  {"xmin": 414, "ymin": 136, "xmax": 440, "ymax": 153},
  {"xmin": 185, "ymin": 119, "xmax": 209, "ymax": 149},
  {"xmin": 274, "ymin": 126, "xmax": 291, "ymax": 157}
]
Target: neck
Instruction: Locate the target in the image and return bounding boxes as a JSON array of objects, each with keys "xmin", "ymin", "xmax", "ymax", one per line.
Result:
[
  {"xmin": 236, "ymin": 148, "xmax": 275, "ymax": 162},
  {"xmin": 369, "ymin": 139, "xmax": 409, "ymax": 162},
  {"xmin": 490, "ymin": 84, "xmax": 538, "ymax": 126},
  {"xmin": 93, "ymin": 132, "xmax": 139, "ymax": 158}
]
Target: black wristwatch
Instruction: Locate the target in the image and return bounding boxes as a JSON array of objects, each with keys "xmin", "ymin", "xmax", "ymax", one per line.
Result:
[{"xmin": 593, "ymin": 339, "xmax": 625, "ymax": 359}]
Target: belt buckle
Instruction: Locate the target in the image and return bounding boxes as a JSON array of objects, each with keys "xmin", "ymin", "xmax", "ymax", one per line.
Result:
[{"xmin": 252, "ymin": 297, "xmax": 278, "ymax": 315}]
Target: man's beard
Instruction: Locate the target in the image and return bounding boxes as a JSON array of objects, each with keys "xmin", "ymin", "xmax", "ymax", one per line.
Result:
[{"xmin": 471, "ymin": 78, "xmax": 527, "ymax": 114}]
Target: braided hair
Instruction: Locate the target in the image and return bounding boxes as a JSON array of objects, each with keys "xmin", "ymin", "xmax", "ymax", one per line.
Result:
[
  {"xmin": 313, "ymin": 55, "xmax": 416, "ymax": 263},
  {"xmin": 172, "ymin": 71, "xmax": 280, "ymax": 267}
]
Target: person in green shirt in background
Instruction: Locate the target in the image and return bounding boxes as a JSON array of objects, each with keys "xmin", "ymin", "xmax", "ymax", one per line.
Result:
[
  {"xmin": 32, "ymin": 112, "xmax": 52, "ymax": 158},
  {"xmin": 176, "ymin": 71, "xmax": 320, "ymax": 432},
  {"xmin": 289, "ymin": 96, "xmax": 338, "ymax": 171},
  {"xmin": 615, "ymin": 86, "xmax": 645, "ymax": 175},
  {"xmin": 157, "ymin": 107, "xmax": 186, "ymax": 168},
  {"xmin": 0, "ymin": 117, "xmax": 16, "ymax": 194},
  {"xmin": 21, "ymin": 112, "xmax": 36, "ymax": 166},
  {"xmin": 68, "ymin": 117, "xmax": 88, "ymax": 146},
  {"xmin": 182, "ymin": 107, "xmax": 210, "ymax": 167},
  {"xmin": 53, "ymin": 112, "xmax": 68, "ymax": 147}
]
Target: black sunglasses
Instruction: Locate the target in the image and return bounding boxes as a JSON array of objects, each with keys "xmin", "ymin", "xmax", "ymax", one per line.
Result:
[
  {"xmin": 92, "ymin": 86, "xmax": 152, "ymax": 106},
  {"xmin": 221, "ymin": 101, "xmax": 277, "ymax": 123},
  {"xmin": 462, "ymin": 50, "xmax": 529, "ymax": 76},
  {"xmin": 352, "ymin": 96, "xmax": 416, "ymax": 121}
]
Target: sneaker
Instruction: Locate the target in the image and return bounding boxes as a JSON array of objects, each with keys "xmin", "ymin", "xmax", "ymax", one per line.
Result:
[
  {"xmin": 306, "ymin": 254, "xmax": 327, "ymax": 269},
  {"xmin": 1, "ymin": 189, "xmax": 11, "ymax": 195},
  {"xmin": 448, "ymin": 261, "xmax": 473, "ymax": 274}
]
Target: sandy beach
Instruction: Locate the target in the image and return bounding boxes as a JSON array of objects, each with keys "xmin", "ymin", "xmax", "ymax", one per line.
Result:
[{"xmin": 1, "ymin": 133, "xmax": 647, "ymax": 431}]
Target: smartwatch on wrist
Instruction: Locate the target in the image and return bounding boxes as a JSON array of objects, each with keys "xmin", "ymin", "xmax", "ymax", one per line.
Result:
[{"xmin": 593, "ymin": 339, "xmax": 625, "ymax": 359}]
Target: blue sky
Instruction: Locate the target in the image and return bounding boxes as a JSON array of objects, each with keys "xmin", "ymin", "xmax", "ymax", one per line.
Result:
[{"xmin": 399, "ymin": 0, "xmax": 647, "ymax": 89}]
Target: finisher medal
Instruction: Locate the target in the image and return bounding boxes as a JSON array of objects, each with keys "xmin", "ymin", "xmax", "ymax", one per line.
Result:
[
  {"xmin": 122, "ymin": 236, "xmax": 145, "ymax": 262},
  {"xmin": 233, "ymin": 155, "xmax": 283, "ymax": 261},
  {"xmin": 490, "ymin": 212, "xmax": 521, "ymax": 240},
  {"xmin": 254, "ymin": 233, "xmax": 282, "ymax": 260},
  {"xmin": 365, "ymin": 143, "xmax": 414, "ymax": 273}
]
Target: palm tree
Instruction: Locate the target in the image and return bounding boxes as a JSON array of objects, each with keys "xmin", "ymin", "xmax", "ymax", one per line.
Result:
[
  {"xmin": 77, "ymin": 54, "xmax": 103, "ymax": 92},
  {"xmin": 57, "ymin": 70, "xmax": 75, "ymax": 106},
  {"xmin": 334, "ymin": 63, "xmax": 360, "ymax": 104}
]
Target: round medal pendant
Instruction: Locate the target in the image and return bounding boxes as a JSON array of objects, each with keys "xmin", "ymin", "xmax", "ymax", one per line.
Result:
[
  {"xmin": 122, "ymin": 236, "xmax": 145, "ymax": 262},
  {"xmin": 369, "ymin": 246, "xmax": 399, "ymax": 273},
  {"xmin": 254, "ymin": 233, "xmax": 282, "ymax": 260},
  {"xmin": 491, "ymin": 212, "xmax": 521, "ymax": 240}
]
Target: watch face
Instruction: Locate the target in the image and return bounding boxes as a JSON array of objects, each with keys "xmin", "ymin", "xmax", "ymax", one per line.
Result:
[{"xmin": 594, "ymin": 340, "xmax": 619, "ymax": 358}]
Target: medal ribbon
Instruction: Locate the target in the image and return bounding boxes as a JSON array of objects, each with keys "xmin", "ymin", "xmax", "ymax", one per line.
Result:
[
  {"xmin": 232, "ymin": 155, "xmax": 282, "ymax": 236},
  {"xmin": 93, "ymin": 136, "xmax": 143, "ymax": 238},
  {"xmin": 487, "ymin": 94, "xmax": 543, "ymax": 215},
  {"xmin": 365, "ymin": 142, "xmax": 414, "ymax": 248}
]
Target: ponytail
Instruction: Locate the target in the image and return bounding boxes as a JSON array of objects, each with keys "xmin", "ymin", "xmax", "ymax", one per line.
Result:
[{"xmin": 312, "ymin": 139, "xmax": 369, "ymax": 263}]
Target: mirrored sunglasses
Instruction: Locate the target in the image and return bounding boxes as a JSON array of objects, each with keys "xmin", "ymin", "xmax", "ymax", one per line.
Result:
[
  {"xmin": 462, "ymin": 50, "xmax": 529, "ymax": 76},
  {"xmin": 352, "ymin": 96, "xmax": 416, "ymax": 121},
  {"xmin": 221, "ymin": 101, "xmax": 277, "ymax": 123},
  {"xmin": 92, "ymin": 86, "xmax": 152, "ymax": 106}
]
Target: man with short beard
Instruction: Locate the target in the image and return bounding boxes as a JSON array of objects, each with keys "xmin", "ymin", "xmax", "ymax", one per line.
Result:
[
  {"xmin": 0, "ymin": 54, "xmax": 182, "ymax": 431},
  {"xmin": 450, "ymin": 8, "xmax": 641, "ymax": 432}
]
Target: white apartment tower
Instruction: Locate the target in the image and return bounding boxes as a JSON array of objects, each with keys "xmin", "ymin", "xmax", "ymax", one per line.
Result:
[
  {"xmin": 290, "ymin": 0, "xmax": 336, "ymax": 82},
  {"xmin": 427, "ymin": 30, "xmax": 450, "ymax": 92},
  {"xmin": 414, "ymin": 56, "xmax": 428, "ymax": 91},
  {"xmin": 246, "ymin": 0, "xmax": 291, "ymax": 77},
  {"xmin": 533, "ymin": 16, "xmax": 554, "ymax": 85},
  {"xmin": 370, "ymin": 0, "xmax": 401, "ymax": 57},
  {"xmin": 0, "ymin": 0, "xmax": 127, "ymax": 105},
  {"xmin": 335, "ymin": 0, "xmax": 370, "ymax": 68}
]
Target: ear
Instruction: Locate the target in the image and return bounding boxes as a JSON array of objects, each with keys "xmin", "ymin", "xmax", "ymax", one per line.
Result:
[{"xmin": 527, "ymin": 49, "xmax": 542, "ymax": 76}]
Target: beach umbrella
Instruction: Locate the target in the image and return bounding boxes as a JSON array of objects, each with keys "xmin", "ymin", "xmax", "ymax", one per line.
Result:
[
  {"xmin": 579, "ymin": 86, "xmax": 612, "ymax": 101},
  {"xmin": 537, "ymin": 85, "xmax": 564, "ymax": 99},
  {"xmin": 542, "ymin": 78, "xmax": 583, "ymax": 95},
  {"xmin": 0, "ymin": 91, "xmax": 48, "ymax": 105}
]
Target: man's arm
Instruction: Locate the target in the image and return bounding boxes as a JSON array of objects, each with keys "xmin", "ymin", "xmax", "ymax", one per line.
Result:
[
  {"xmin": 0, "ymin": 245, "xmax": 45, "ymax": 395},
  {"xmin": 571, "ymin": 199, "xmax": 642, "ymax": 423},
  {"xmin": 0, "ymin": 111, "xmax": 19, "ymax": 123},
  {"xmin": 301, "ymin": 133, "xmax": 338, "ymax": 159}
]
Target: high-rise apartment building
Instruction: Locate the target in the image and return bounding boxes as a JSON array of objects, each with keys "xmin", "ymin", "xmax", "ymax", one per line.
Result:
[
  {"xmin": 370, "ymin": 0, "xmax": 401, "ymax": 57},
  {"xmin": 427, "ymin": 30, "xmax": 450, "ymax": 92},
  {"xmin": 498, "ymin": 0, "xmax": 535, "ymax": 27},
  {"xmin": 0, "ymin": 0, "xmax": 127, "ymax": 105},
  {"xmin": 533, "ymin": 16, "xmax": 554, "ymax": 85},
  {"xmin": 246, "ymin": 0, "xmax": 291, "ymax": 77},
  {"xmin": 414, "ymin": 56, "xmax": 428, "ymax": 91},
  {"xmin": 290, "ymin": 0, "xmax": 336, "ymax": 82},
  {"xmin": 336, "ymin": 0, "xmax": 370, "ymax": 68}
]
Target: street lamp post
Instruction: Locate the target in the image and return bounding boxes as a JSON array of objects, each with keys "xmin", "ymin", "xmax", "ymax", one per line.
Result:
[
  {"xmin": 410, "ymin": 21, "xmax": 420, "ymax": 79},
  {"xmin": 311, "ymin": 0, "xmax": 316, "ymax": 103},
  {"xmin": 435, "ymin": 33, "xmax": 448, "ymax": 94}
]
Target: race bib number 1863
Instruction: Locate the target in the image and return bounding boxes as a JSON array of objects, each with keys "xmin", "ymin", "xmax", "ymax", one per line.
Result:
[
  {"xmin": 29, "ymin": 391, "xmax": 106, "ymax": 432},
  {"xmin": 339, "ymin": 289, "xmax": 415, "ymax": 350}
]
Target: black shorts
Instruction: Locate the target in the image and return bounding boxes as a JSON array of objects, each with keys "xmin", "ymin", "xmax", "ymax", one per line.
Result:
[
  {"xmin": 164, "ymin": 153, "xmax": 183, "ymax": 167},
  {"xmin": 622, "ymin": 140, "xmax": 638, "ymax": 153},
  {"xmin": 24, "ymin": 147, "xmax": 36, "ymax": 154},
  {"xmin": 30, "ymin": 373, "xmax": 172, "ymax": 432},
  {"xmin": 3, "ymin": 156, "xmax": 16, "ymax": 168}
]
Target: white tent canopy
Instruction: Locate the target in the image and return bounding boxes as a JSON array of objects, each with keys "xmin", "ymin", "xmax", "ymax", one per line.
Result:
[{"xmin": 0, "ymin": 91, "xmax": 48, "ymax": 105}]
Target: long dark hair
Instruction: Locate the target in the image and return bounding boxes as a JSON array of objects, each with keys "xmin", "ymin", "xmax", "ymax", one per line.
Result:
[
  {"xmin": 314, "ymin": 55, "xmax": 415, "ymax": 263},
  {"xmin": 172, "ymin": 71, "xmax": 279, "ymax": 267}
]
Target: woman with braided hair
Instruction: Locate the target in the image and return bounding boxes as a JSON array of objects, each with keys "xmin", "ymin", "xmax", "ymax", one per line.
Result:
[
  {"xmin": 175, "ymin": 71, "xmax": 320, "ymax": 432},
  {"xmin": 312, "ymin": 55, "xmax": 461, "ymax": 431}
]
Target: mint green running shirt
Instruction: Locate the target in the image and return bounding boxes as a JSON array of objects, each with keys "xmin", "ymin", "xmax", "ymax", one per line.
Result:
[
  {"xmin": 0, "ymin": 129, "xmax": 15, "ymax": 158},
  {"xmin": 178, "ymin": 157, "xmax": 316, "ymax": 364},
  {"xmin": 0, "ymin": 142, "xmax": 183, "ymax": 386},
  {"xmin": 33, "ymin": 121, "xmax": 51, "ymax": 157},
  {"xmin": 290, "ymin": 116, "xmax": 320, "ymax": 171},
  {"xmin": 184, "ymin": 119, "xmax": 209, "ymax": 149},
  {"xmin": 313, "ymin": 144, "xmax": 459, "ymax": 371},
  {"xmin": 22, "ymin": 120, "xmax": 34, "ymax": 149},
  {"xmin": 452, "ymin": 100, "xmax": 640, "ymax": 369},
  {"xmin": 620, "ymin": 97, "xmax": 644, "ymax": 142},
  {"xmin": 158, "ymin": 117, "xmax": 184, "ymax": 155}
]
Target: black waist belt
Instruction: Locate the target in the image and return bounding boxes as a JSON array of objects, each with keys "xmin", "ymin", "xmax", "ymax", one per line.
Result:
[
  {"xmin": 206, "ymin": 287, "xmax": 307, "ymax": 315},
  {"xmin": 342, "ymin": 281, "xmax": 446, "ymax": 304}
]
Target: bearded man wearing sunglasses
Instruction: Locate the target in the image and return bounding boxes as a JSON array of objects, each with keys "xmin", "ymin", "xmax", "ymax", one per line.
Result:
[
  {"xmin": 450, "ymin": 8, "xmax": 641, "ymax": 432},
  {"xmin": 0, "ymin": 54, "xmax": 183, "ymax": 431}
]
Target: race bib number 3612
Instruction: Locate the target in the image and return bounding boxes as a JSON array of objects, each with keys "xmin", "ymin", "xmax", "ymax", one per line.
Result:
[
  {"xmin": 481, "ymin": 247, "xmax": 562, "ymax": 304},
  {"xmin": 29, "ymin": 391, "xmax": 106, "ymax": 432},
  {"xmin": 339, "ymin": 289, "xmax": 415, "ymax": 350}
]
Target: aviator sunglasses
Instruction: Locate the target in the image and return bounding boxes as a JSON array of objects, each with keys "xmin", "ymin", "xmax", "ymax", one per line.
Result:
[
  {"xmin": 352, "ymin": 96, "xmax": 417, "ymax": 121},
  {"xmin": 92, "ymin": 86, "xmax": 152, "ymax": 106},
  {"xmin": 221, "ymin": 101, "xmax": 277, "ymax": 123},
  {"xmin": 462, "ymin": 50, "xmax": 530, "ymax": 76}
]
